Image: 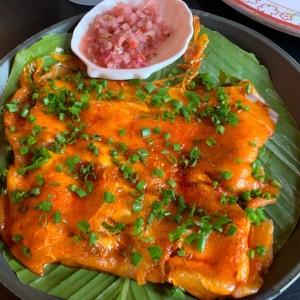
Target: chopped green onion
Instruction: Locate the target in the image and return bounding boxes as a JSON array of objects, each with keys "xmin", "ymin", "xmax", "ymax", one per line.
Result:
[
  {"xmin": 244, "ymin": 83, "xmax": 251, "ymax": 94},
  {"xmin": 27, "ymin": 114, "xmax": 36, "ymax": 124},
  {"xmin": 76, "ymin": 188, "xmax": 88, "ymax": 198},
  {"xmin": 234, "ymin": 158, "xmax": 243, "ymax": 164},
  {"xmin": 212, "ymin": 215, "xmax": 232, "ymax": 232},
  {"xmin": 104, "ymin": 191, "xmax": 116, "ymax": 203},
  {"xmin": 170, "ymin": 99, "xmax": 183, "ymax": 109},
  {"xmin": 181, "ymin": 146, "xmax": 203, "ymax": 168},
  {"xmin": 118, "ymin": 128, "xmax": 126, "ymax": 136},
  {"xmin": 164, "ymin": 132, "xmax": 171, "ymax": 140},
  {"xmin": 65, "ymin": 155, "xmax": 81, "ymax": 172},
  {"xmin": 38, "ymin": 213, "xmax": 48, "ymax": 227},
  {"xmin": 89, "ymin": 232, "xmax": 97, "ymax": 246},
  {"xmin": 31, "ymin": 92, "xmax": 39, "ymax": 100},
  {"xmin": 256, "ymin": 245, "xmax": 267, "ymax": 257},
  {"xmin": 128, "ymin": 153, "xmax": 140, "ymax": 164},
  {"xmin": 219, "ymin": 170, "xmax": 233, "ymax": 180},
  {"xmin": 110, "ymin": 149, "xmax": 118, "ymax": 158},
  {"xmin": 136, "ymin": 89, "xmax": 147, "ymax": 101},
  {"xmin": 77, "ymin": 220, "xmax": 90, "ymax": 234},
  {"xmin": 256, "ymin": 208, "xmax": 267, "ymax": 222},
  {"xmin": 176, "ymin": 196, "xmax": 187, "ymax": 214},
  {"xmin": 21, "ymin": 246, "xmax": 32, "ymax": 257},
  {"xmin": 227, "ymin": 195, "xmax": 238, "ymax": 204},
  {"xmin": 199, "ymin": 73, "xmax": 215, "ymax": 91},
  {"xmin": 102, "ymin": 221, "xmax": 125, "ymax": 233},
  {"xmin": 206, "ymin": 137, "xmax": 216, "ymax": 147},
  {"xmin": 220, "ymin": 193, "xmax": 227, "ymax": 205},
  {"xmin": 152, "ymin": 168, "xmax": 164, "ymax": 178},
  {"xmin": 20, "ymin": 106, "xmax": 30, "ymax": 118},
  {"xmin": 119, "ymin": 142, "xmax": 128, "ymax": 152},
  {"xmin": 68, "ymin": 184, "xmax": 77, "ymax": 192},
  {"xmin": 35, "ymin": 200, "xmax": 52, "ymax": 212},
  {"xmin": 36, "ymin": 174, "xmax": 45, "ymax": 186},
  {"xmin": 53, "ymin": 210, "xmax": 62, "ymax": 224},
  {"xmin": 133, "ymin": 200, "xmax": 142, "ymax": 213},
  {"xmin": 20, "ymin": 145, "xmax": 30, "ymax": 155},
  {"xmin": 212, "ymin": 180, "xmax": 218, "ymax": 188},
  {"xmin": 248, "ymin": 249, "xmax": 255, "ymax": 259},
  {"xmin": 29, "ymin": 187, "xmax": 40, "ymax": 196},
  {"xmin": 227, "ymin": 112, "xmax": 239, "ymax": 126},
  {"xmin": 131, "ymin": 252, "xmax": 143, "ymax": 266},
  {"xmin": 91, "ymin": 133, "xmax": 102, "ymax": 141},
  {"xmin": 271, "ymin": 179, "xmax": 282, "ymax": 188},
  {"xmin": 12, "ymin": 234, "xmax": 23, "ymax": 243},
  {"xmin": 216, "ymin": 87, "xmax": 230, "ymax": 104},
  {"xmin": 133, "ymin": 217, "xmax": 144, "ymax": 235},
  {"xmin": 177, "ymin": 249, "xmax": 186, "ymax": 257},
  {"xmin": 137, "ymin": 148, "xmax": 148, "ymax": 160},
  {"xmin": 184, "ymin": 232, "xmax": 198, "ymax": 245},
  {"xmin": 169, "ymin": 227, "xmax": 187, "ymax": 242},
  {"xmin": 251, "ymin": 188, "xmax": 262, "ymax": 197},
  {"xmin": 227, "ymin": 224, "xmax": 238, "ymax": 236},
  {"xmin": 120, "ymin": 163, "xmax": 138, "ymax": 183},
  {"xmin": 234, "ymin": 100, "xmax": 245, "ymax": 110},
  {"xmin": 173, "ymin": 144, "xmax": 181, "ymax": 152},
  {"xmin": 56, "ymin": 164, "xmax": 63, "ymax": 172},
  {"xmin": 166, "ymin": 178, "xmax": 176, "ymax": 188},
  {"xmin": 245, "ymin": 207, "xmax": 261, "ymax": 226},
  {"xmin": 107, "ymin": 137, "xmax": 114, "ymax": 145},
  {"xmin": 150, "ymin": 95, "xmax": 164, "ymax": 108},
  {"xmin": 18, "ymin": 151, "xmax": 51, "ymax": 175},
  {"xmin": 240, "ymin": 190, "xmax": 251, "ymax": 202},
  {"xmin": 147, "ymin": 245, "xmax": 163, "ymax": 261},
  {"xmin": 140, "ymin": 127, "xmax": 151, "ymax": 137},
  {"xmin": 196, "ymin": 232, "xmax": 209, "ymax": 252},
  {"xmin": 215, "ymin": 125, "xmax": 225, "ymax": 135},
  {"xmin": 157, "ymin": 88, "xmax": 169, "ymax": 96},
  {"xmin": 6, "ymin": 103, "xmax": 18, "ymax": 113},
  {"xmin": 144, "ymin": 82, "xmax": 156, "ymax": 93},
  {"xmin": 32, "ymin": 125, "xmax": 42, "ymax": 136},
  {"xmin": 87, "ymin": 142, "xmax": 99, "ymax": 156},
  {"xmin": 26, "ymin": 135, "xmax": 37, "ymax": 146},
  {"xmin": 153, "ymin": 127, "xmax": 162, "ymax": 134},
  {"xmin": 116, "ymin": 90, "xmax": 126, "ymax": 99},
  {"xmin": 136, "ymin": 180, "xmax": 146, "ymax": 192}
]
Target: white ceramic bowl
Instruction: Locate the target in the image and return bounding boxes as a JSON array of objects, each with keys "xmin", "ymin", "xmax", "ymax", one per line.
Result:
[{"xmin": 71, "ymin": 0, "xmax": 193, "ymax": 80}]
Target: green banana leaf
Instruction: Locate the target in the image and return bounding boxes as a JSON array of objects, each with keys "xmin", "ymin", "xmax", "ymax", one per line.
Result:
[{"xmin": 0, "ymin": 25, "xmax": 299, "ymax": 300}]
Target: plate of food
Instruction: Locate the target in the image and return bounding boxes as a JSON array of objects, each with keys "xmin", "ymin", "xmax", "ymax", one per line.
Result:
[
  {"xmin": 222, "ymin": 0, "xmax": 300, "ymax": 37},
  {"xmin": 0, "ymin": 1, "xmax": 300, "ymax": 300}
]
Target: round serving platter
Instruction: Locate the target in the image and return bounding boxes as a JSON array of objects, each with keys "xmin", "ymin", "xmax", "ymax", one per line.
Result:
[{"xmin": 0, "ymin": 9, "xmax": 300, "ymax": 300}]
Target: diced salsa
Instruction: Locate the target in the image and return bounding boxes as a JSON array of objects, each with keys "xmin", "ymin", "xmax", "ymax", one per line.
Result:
[{"xmin": 80, "ymin": 1, "xmax": 173, "ymax": 69}]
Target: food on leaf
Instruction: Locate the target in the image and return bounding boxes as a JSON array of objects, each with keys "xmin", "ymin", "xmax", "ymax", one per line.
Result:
[{"xmin": 0, "ymin": 16, "xmax": 281, "ymax": 299}]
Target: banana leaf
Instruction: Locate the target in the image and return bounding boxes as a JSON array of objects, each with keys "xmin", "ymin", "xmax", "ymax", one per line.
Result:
[{"xmin": 0, "ymin": 25, "xmax": 299, "ymax": 300}]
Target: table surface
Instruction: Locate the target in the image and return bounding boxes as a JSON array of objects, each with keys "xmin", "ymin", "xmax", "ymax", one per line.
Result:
[{"xmin": 0, "ymin": 0, "xmax": 299, "ymax": 299}]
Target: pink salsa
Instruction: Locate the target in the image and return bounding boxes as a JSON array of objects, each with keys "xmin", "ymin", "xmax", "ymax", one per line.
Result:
[{"xmin": 80, "ymin": 1, "xmax": 173, "ymax": 69}]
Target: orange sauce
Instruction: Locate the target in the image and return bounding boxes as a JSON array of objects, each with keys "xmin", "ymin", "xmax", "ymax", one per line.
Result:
[{"xmin": 0, "ymin": 53, "xmax": 279, "ymax": 299}]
